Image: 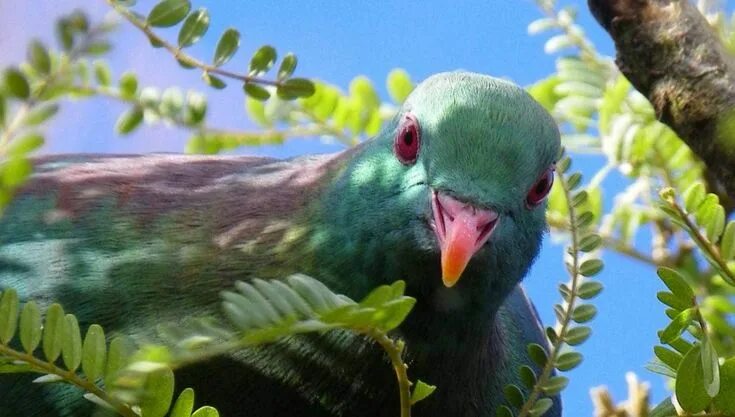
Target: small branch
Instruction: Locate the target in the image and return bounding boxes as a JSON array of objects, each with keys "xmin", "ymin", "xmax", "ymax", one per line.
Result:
[
  {"xmin": 0, "ymin": 344, "xmax": 137, "ymax": 417},
  {"xmin": 519, "ymin": 171, "xmax": 583, "ymax": 417},
  {"xmin": 547, "ymin": 217, "xmax": 663, "ymax": 266},
  {"xmin": 668, "ymin": 199, "xmax": 735, "ymax": 285},
  {"xmin": 106, "ymin": 0, "xmax": 283, "ymax": 88},
  {"xmin": 68, "ymin": 84, "xmax": 352, "ymax": 146},
  {"xmin": 536, "ymin": 1, "xmax": 602, "ymax": 63},
  {"xmin": 588, "ymin": 0, "xmax": 735, "ymax": 198},
  {"xmin": 371, "ymin": 332, "xmax": 412, "ymax": 417},
  {"xmin": 0, "ymin": 21, "xmax": 109, "ymax": 152}
]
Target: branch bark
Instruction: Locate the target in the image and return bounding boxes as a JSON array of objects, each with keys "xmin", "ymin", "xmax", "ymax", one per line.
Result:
[{"xmin": 588, "ymin": 0, "xmax": 735, "ymax": 200}]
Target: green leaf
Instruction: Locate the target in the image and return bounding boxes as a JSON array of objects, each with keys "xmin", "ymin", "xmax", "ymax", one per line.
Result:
[
  {"xmin": 660, "ymin": 308, "xmax": 695, "ymax": 344},
  {"xmin": 496, "ymin": 405, "xmax": 513, "ymax": 417},
  {"xmin": 119, "ymin": 72, "xmax": 138, "ymax": 98},
  {"xmin": 542, "ymin": 375, "xmax": 569, "ymax": 395},
  {"xmin": 62, "ymin": 314, "xmax": 82, "ymax": 371},
  {"xmin": 566, "ymin": 172, "xmax": 582, "ymax": 190},
  {"xmin": 191, "ymin": 406, "xmax": 219, "ymax": 417},
  {"xmin": 386, "ymin": 68, "xmax": 413, "ymax": 104},
  {"xmin": 410, "ymin": 380, "xmax": 436, "ymax": 405},
  {"xmin": 244, "ymin": 83, "xmax": 271, "ymax": 101},
  {"xmin": 249, "ymin": 45, "xmax": 277, "ymax": 75},
  {"xmin": 578, "ymin": 234, "xmax": 601, "ymax": 252},
  {"xmin": 19, "ymin": 301, "xmax": 41, "ymax": 353},
  {"xmin": 105, "ymin": 337, "xmax": 132, "ymax": 386},
  {"xmin": 178, "ymin": 8, "xmax": 209, "ymax": 47},
  {"xmin": 575, "ymin": 211, "xmax": 594, "ymax": 229},
  {"xmin": 571, "ymin": 304, "xmax": 596, "ymax": 323},
  {"xmin": 276, "ymin": 78, "xmax": 315, "ymax": 100},
  {"xmin": 713, "ymin": 357, "xmax": 735, "ymax": 413},
  {"xmin": 28, "ymin": 40, "xmax": 51, "ymax": 74},
  {"xmin": 503, "ymin": 384, "xmax": 524, "ymax": 407},
  {"xmin": 0, "ymin": 289, "xmax": 19, "ymax": 344},
  {"xmin": 704, "ymin": 204, "xmax": 726, "ymax": 243},
  {"xmin": 115, "ymin": 106, "xmax": 144, "ymax": 135},
  {"xmin": 657, "ymin": 268, "xmax": 694, "ymax": 303},
  {"xmin": 519, "ymin": 365, "xmax": 536, "ymax": 389},
  {"xmin": 4, "ymin": 69, "xmax": 30, "ymax": 99},
  {"xmin": 565, "ymin": 326, "xmax": 591, "ymax": 345},
  {"xmin": 147, "ymin": 0, "xmax": 191, "ymax": 27},
  {"xmin": 213, "ymin": 28, "xmax": 240, "ymax": 67},
  {"xmin": 577, "ymin": 281, "xmax": 603, "ymax": 299},
  {"xmin": 529, "ymin": 398, "xmax": 554, "ymax": 417},
  {"xmin": 555, "ymin": 351, "xmax": 583, "ymax": 371},
  {"xmin": 656, "ymin": 291, "xmax": 691, "ymax": 312},
  {"xmin": 140, "ymin": 366, "xmax": 175, "ymax": 417},
  {"xmin": 169, "ymin": 387, "xmax": 194, "ymax": 417},
  {"xmin": 82, "ymin": 324, "xmax": 106, "ymax": 382},
  {"xmin": 579, "ymin": 259, "xmax": 603, "ymax": 277},
  {"xmin": 721, "ymin": 221, "xmax": 735, "ymax": 260},
  {"xmin": 245, "ymin": 96, "xmax": 269, "ymax": 127},
  {"xmin": 277, "ymin": 53, "xmax": 298, "ymax": 81},
  {"xmin": 571, "ymin": 190, "xmax": 587, "ymax": 207},
  {"xmin": 378, "ymin": 297, "xmax": 416, "ymax": 331},
  {"xmin": 654, "ymin": 345, "xmax": 683, "ymax": 370},
  {"xmin": 84, "ymin": 41, "xmax": 112, "ymax": 56},
  {"xmin": 21, "ymin": 103, "xmax": 59, "ymax": 126},
  {"xmin": 42, "ymin": 303, "xmax": 66, "ymax": 362},
  {"xmin": 683, "ymin": 182, "xmax": 706, "ymax": 212},
  {"xmin": 94, "ymin": 61, "xmax": 112, "ymax": 87},
  {"xmin": 676, "ymin": 345, "xmax": 710, "ymax": 413},
  {"xmin": 527, "ymin": 343, "xmax": 548, "ymax": 367},
  {"xmin": 645, "ymin": 357, "xmax": 677, "ymax": 378},
  {"xmin": 701, "ymin": 336, "xmax": 720, "ymax": 397},
  {"xmin": 201, "ymin": 72, "xmax": 226, "ymax": 89},
  {"xmin": 1, "ymin": 157, "xmax": 32, "ymax": 187}
]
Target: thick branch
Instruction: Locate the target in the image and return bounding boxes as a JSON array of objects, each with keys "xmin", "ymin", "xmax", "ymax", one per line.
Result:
[{"xmin": 588, "ymin": 0, "xmax": 735, "ymax": 199}]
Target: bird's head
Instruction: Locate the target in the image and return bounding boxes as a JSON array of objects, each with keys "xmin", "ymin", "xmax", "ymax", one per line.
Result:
[{"xmin": 320, "ymin": 72, "xmax": 559, "ymax": 305}]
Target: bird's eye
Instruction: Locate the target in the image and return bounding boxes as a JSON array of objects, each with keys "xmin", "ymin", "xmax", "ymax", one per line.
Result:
[
  {"xmin": 526, "ymin": 166, "xmax": 555, "ymax": 208},
  {"xmin": 394, "ymin": 113, "xmax": 421, "ymax": 165}
]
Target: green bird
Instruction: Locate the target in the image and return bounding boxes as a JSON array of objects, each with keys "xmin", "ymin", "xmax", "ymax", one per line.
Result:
[{"xmin": 0, "ymin": 72, "xmax": 561, "ymax": 417}]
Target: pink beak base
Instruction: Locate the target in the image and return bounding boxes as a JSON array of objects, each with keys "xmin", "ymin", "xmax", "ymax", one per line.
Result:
[{"xmin": 431, "ymin": 191, "xmax": 499, "ymax": 287}]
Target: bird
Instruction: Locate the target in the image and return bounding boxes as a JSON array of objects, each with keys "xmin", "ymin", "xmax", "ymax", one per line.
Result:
[{"xmin": 0, "ymin": 71, "xmax": 561, "ymax": 417}]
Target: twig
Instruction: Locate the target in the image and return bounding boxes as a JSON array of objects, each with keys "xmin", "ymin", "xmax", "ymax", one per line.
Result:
[{"xmin": 0, "ymin": 344, "xmax": 138, "ymax": 417}]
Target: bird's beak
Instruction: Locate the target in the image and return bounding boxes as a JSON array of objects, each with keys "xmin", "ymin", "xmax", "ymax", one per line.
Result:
[{"xmin": 431, "ymin": 191, "xmax": 499, "ymax": 288}]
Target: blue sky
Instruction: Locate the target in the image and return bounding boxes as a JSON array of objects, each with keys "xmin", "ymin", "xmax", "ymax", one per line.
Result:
[{"xmin": 0, "ymin": 1, "xmax": 673, "ymax": 414}]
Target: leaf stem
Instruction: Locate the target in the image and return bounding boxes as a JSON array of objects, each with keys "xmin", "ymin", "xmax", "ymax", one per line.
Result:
[
  {"xmin": 518, "ymin": 170, "xmax": 584, "ymax": 417},
  {"xmin": 105, "ymin": 0, "xmax": 283, "ymax": 88},
  {"xmin": 370, "ymin": 331, "xmax": 412, "ymax": 417},
  {"xmin": 668, "ymin": 199, "xmax": 735, "ymax": 286},
  {"xmin": 0, "ymin": 344, "xmax": 138, "ymax": 417}
]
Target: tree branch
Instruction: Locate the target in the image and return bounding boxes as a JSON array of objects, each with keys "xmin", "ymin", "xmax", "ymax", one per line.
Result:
[{"xmin": 588, "ymin": 0, "xmax": 735, "ymax": 199}]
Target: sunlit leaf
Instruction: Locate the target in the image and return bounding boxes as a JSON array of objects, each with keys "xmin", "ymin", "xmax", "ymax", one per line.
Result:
[
  {"xmin": 178, "ymin": 8, "xmax": 209, "ymax": 47},
  {"xmin": 213, "ymin": 28, "xmax": 240, "ymax": 67},
  {"xmin": 147, "ymin": 0, "xmax": 191, "ymax": 27}
]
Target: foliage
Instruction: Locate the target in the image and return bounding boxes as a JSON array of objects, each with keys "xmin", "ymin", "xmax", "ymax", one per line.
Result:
[
  {"xmin": 496, "ymin": 148, "xmax": 604, "ymax": 417},
  {"xmin": 0, "ymin": 275, "xmax": 429, "ymax": 417}
]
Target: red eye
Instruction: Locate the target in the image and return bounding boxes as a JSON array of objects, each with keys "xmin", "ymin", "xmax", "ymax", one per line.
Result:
[
  {"xmin": 394, "ymin": 113, "xmax": 420, "ymax": 165},
  {"xmin": 526, "ymin": 166, "xmax": 555, "ymax": 208}
]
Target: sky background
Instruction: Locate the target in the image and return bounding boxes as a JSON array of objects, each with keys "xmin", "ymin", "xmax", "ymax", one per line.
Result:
[{"xmin": 0, "ymin": 1, "xmax": 681, "ymax": 414}]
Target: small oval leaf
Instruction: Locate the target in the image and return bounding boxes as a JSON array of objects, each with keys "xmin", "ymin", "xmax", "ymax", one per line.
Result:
[
  {"xmin": 213, "ymin": 28, "xmax": 240, "ymax": 67},
  {"xmin": 178, "ymin": 8, "xmax": 209, "ymax": 47},
  {"xmin": 147, "ymin": 0, "xmax": 191, "ymax": 27},
  {"xmin": 249, "ymin": 45, "xmax": 277, "ymax": 75}
]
